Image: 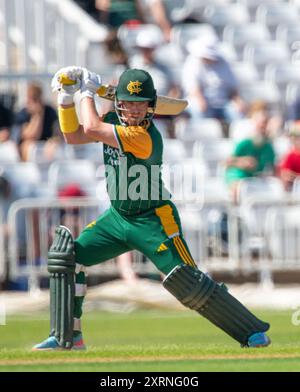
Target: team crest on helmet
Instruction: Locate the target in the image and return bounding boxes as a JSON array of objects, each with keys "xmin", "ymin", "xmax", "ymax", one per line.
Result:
[{"xmin": 127, "ymin": 80, "xmax": 142, "ymax": 95}]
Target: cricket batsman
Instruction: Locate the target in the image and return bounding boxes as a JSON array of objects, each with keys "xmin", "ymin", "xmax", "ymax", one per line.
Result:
[{"xmin": 33, "ymin": 66, "xmax": 271, "ymax": 350}]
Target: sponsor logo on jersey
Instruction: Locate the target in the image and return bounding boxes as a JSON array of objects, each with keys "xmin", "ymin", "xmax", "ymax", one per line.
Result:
[{"xmin": 104, "ymin": 145, "xmax": 122, "ymax": 166}]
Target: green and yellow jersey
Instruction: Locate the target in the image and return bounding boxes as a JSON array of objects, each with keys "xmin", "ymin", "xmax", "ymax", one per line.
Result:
[{"xmin": 102, "ymin": 111, "xmax": 170, "ymax": 215}]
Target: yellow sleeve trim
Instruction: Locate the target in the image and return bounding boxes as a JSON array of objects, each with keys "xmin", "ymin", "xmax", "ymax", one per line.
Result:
[
  {"xmin": 115, "ymin": 125, "xmax": 152, "ymax": 159},
  {"xmin": 155, "ymin": 204, "xmax": 180, "ymax": 238},
  {"xmin": 58, "ymin": 106, "xmax": 79, "ymax": 134}
]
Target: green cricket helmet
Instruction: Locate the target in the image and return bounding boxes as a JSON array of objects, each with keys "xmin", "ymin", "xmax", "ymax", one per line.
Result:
[{"xmin": 115, "ymin": 68, "xmax": 157, "ymax": 125}]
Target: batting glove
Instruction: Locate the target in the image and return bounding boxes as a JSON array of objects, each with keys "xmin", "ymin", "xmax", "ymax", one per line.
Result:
[
  {"xmin": 51, "ymin": 66, "xmax": 83, "ymax": 105},
  {"xmin": 80, "ymin": 68, "xmax": 102, "ymax": 100}
]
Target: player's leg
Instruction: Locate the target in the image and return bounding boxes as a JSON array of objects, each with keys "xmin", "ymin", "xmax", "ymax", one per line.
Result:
[
  {"xmin": 128, "ymin": 201, "xmax": 270, "ymax": 348},
  {"xmin": 126, "ymin": 202, "xmax": 197, "ymax": 274},
  {"xmin": 32, "ymin": 225, "xmax": 76, "ymax": 350},
  {"xmin": 71, "ymin": 213, "xmax": 132, "ymax": 347},
  {"xmin": 33, "ymin": 209, "xmax": 132, "ymax": 350}
]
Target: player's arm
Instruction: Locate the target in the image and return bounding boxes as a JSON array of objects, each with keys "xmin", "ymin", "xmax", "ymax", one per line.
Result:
[
  {"xmin": 80, "ymin": 96, "xmax": 151, "ymax": 157},
  {"xmin": 52, "ymin": 66, "xmax": 111, "ymax": 145},
  {"xmin": 80, "ymin": 96, "xmax": 118, "ymax": 148},
  {"xmin": 58, "ymin": 103, "xmax": 94, "ymax": 145},
  {"xmin": 52, "ymin": 66, "xmax": 94, "ymax": 145}
]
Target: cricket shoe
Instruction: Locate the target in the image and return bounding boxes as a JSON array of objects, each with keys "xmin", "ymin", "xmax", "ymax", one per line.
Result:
[
  {"xmin": 246, "ymin": 332, "xmax": 271, "ymax": 348},
  {"xmin": 32, "ymin": 333, "xmax": 86, "ymax": 351}
]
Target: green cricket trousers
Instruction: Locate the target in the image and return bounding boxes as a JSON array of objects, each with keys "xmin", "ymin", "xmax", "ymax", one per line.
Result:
[{"xmin": 75, "ymin": 200, "xmax": 196, "ymax": 275}]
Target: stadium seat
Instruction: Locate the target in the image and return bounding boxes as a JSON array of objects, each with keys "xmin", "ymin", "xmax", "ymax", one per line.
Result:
[
  {"xmin": 239, "ymin": 81, "xmax": 281, "ymax": 108},
  {"xmin": 176, "ymin": 118, "xmax": 223, "ymax": 142},
  {"xmin": 117, "ymin": 24, "xmax": 163, "ymax": 55},
  {"xmin": 202, "ymin": 176, "xmax": 230, "ymax": 201},
  {"xmin": 163, "ymin": 158, "xmax": 208, "ymax": 203},
  {"xmin": 236, "ymin": 177, "xmax": 286, "ymax": 254},
  {"xmin": 154, "ymin": 42, "xmax": 184, "ymax": 75},
  {"xmin": 256, "ymin": 3, "xmax": 299, "ymax": 37},
  {"xmin": 0, "ymin": 142, "xmax": 20, "ymax": 163},
  {"xmin": 183, "ymin": 0, "xmax": 237, "ymax": 24},
  {"xmin": 203, "ymin": 4, "xmax": 250, "ymax": 36},
  {"xmin": 285, "ymin": 83, "xmax": 300, "ymax": 107},
  {"xmin": 28, "ymin": 141, "xmax": 75, "ymax": 163},
  {"xmin": 276, "ymin": 24, "xmax": 300, "ymax": 50},
  {"xmin": 228, "ymin": 118, "xmax": 254, "ymax": 141},
  {"xmin": 72, "ymin": 143, "xmax": 104, "ymax": 164},
  {"xmin": 0, "ymin": 162, "xmax": 41, "ymax": 198},
  {"xmin": 291, "ymin": 48, "xmax": 300, "ymax": 65},
  {"xmin": 264, "ymin": 64, "xmax": 300, "ymax": 91},
  {"xmin": 265, "ymin": 205, "xmax": 300, "ymax": 262},
  {"xmin": 243, "ymin": 41, "xmax": 290, "ymax": 77},
  {"xmin": 163, "ymin": 139, "xmax": 187, "ymax": 163},
  {"xmin": 240, "ymin": 0, "xmax": 281, "ymax": 21},
  {"xmin": 193, "ymin": 139, "xmax": 233, "ymax": 176},
  {"xmin": 223, "ymin": 23, "xmax": 271, "ymax": 54},
  {"xmin": 157, "ymin": 0, "xmax": 195, "ymax": 23},
  {"xmin": 237, "ymin": 177, "xmax": 285, "ymax": 204},
  {"xmin": 273, "ymin": 136, "xmax": 291, "ymax": 161},
  {"xmin": 218, "ymin": 42, "xmax": 238, "ymax": 62},
  {"xmin": 48, "ymin": 160, "xmax": 96, "ymax": 191},
  {"xmin": 285, "ymin": 83, "xmax": 300, "ymax": 119},
  {"xmin": 171, "ymin": 23, "xmax": 218, "ymax": 54},
  {"xmin": 231, "ymin": 61, "xmax": 259, "ymax": 86},
  {"xmin": 291, "ymin": 177, "xmax": 300, "ymax": 196}
]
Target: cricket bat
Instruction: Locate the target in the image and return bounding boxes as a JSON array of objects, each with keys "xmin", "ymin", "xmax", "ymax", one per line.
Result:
[{"xmin": 58, "ymin": 74, "xmax": 188, "ymax": 116}]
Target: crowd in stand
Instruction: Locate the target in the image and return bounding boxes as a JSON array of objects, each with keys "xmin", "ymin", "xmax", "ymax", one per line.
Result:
[
  {"xmin": 3, "ymin": 0, "xmax": 300, "ymax": 287},
  {"xmin": 1, "ymin": 58, "xmax": 300, "ymax": 200}
]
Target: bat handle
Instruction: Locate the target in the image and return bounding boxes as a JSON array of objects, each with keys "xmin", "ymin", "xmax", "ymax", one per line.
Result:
[
  {"xmin": 57, "ymin": 74, "xmax": 77, "ymax": 85},
  {"xmin": 96, "ymin": 85, "xmax": 109, "ymax": 96},
  {"xmin": 57, "ymin": 75, "xmax": 115, "ymax": 100}
]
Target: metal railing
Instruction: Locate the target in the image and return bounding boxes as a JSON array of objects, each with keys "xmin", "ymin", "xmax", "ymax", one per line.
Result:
[
  {"xmin": 0, "ymin": 0, "xmax": 109, "ymax": 106},
  {"xmin": 4, "ymin": 195, "xmax": 300, "ymax": 291},
  {"xmin": 0, "ymin": 0, "xmax": 108, "ymax": 72},
  {"xmin": 7, "ymin": 197, "xmax": 101, "ymax": 289},
  {"xmin": 240, "ymin": 196, "xmax": 300, "ymax": 271},
  {"xmin": 0, "ymin": 205, "xmax": 5, "ymax": 281}
]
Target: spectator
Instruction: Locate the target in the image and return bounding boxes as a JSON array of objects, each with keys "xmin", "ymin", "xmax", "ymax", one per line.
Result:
[
  {"xmin": 131, "ymin": 29, "xmax": 179, "ymax": 98},
  {"xmin": 58, "ymin": 183, "xmax": 87, "ymax": 238},
  {"xmin": 95, "ymin": 0, "xmax": 171, "ymax": 40},
  {"xmin": 278, "ymin": 122, "xmax": 300, "ymax": 192},
  {"xmin": 105, "ymin": 30, "xmax": 129, "ymax": 69},
  {"xmin": 0, "ymin": 173, "xmax": 11, "ymax": 224},
  {"xmin": 0, "ymin": 100, "xmax": 13, "ymax": 143},
  {"xmin": 96, "ymin": 0, "xmax": 145, "ymax": 28},
  {"xmin": 139, "ymin": 0, "xmax": 172, "ymax": 41},
  {"xmin": 288, "ymin": 91, "xmax": 300, "ymax": 122},
  {"xmin": 225, "ymin": 101, "xmax": 276, "ymax": 202},
  {"xmin": 15, "ymin": 82, "xmax": 60, "ymax": 161},
  {"xmin": 130, "ymin": 28, "xmax": 181, "ymax": 137},
  {"xmin": 73, "ymin": 0, "xmax": 100, "ymax": 19},
  {"xmin": 182, "ymin": 38, "xmax": 246, "ymax": 130}
]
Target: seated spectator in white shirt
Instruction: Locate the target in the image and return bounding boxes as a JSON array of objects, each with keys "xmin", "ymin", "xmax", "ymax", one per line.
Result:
[
  {"xmin": 182, "ymin": 38, "xmax": 246, "ymax": 124},
  {"xmin": 130, "ymin": 29, "xmax": 180, "ymax": 98}
]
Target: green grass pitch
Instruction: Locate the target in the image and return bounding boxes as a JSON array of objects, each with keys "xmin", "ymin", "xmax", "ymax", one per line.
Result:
[{"xmin": 0, "ymin": 309, "xmax": 299, "ymax": 371}]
